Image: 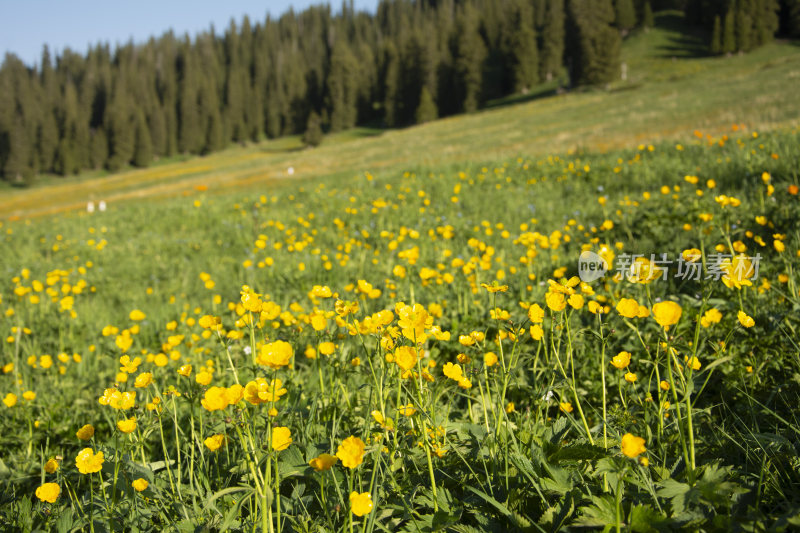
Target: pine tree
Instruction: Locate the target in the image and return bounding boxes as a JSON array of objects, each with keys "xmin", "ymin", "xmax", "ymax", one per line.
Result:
[
  {"xmin": 722, "ymin": 10, "xmax": 737, "ymax": 54},
  {"xmin": 302, "ymin": 111, "xmax": 323, "ymax": 147},
  {"xmin": 452, "ymin": 5, "xmax": 487, "ymax": 113},
  {"xmin": 503, "ymin": 0, "xmax": 539, "ymax": 93},
  {"xmin": 149, "ymin": 106, "xmax": 167, "ymax": 157},
  {"xmin": 105, "ymin": 88, "xmax": 135, "ymax": 171},
  {"xmin": 711, "ymin": 15, "xmax": 723, "ymax": 54},
  {"xmin": 327, "ymin": 40, "xmax": 358, "ymax": 132},
  {"xmin": 540, "ymin": 0, "xmax": 566, "ymax": 82},
  {"xmin": 89, "ymin": 127, "xmax": 108, "ymax": 169},
  {"xmin": 381, "ymin": 42, "xmax": 401, "ymax": 127},
  {"xmin": 642, "ymin": 1, "xmax": 654, "ymax": 28},
  {"xmin": 735, "ymin": 2, "xmax": 753, "ymax": 51},
  {"xmin": 615, "ymin": 0, "xmax": 638, "ymax": 34},
  {"xmin": 3, "ymin": 115, "xmax": 33, "ymax": 182},
  {"xmin": 415, "ymin": 86, "xmax": 438, "ymax": 124},
  {"xmin": 133, "ymin": 111, "xmax": 153, "ymax": 167},
  {"xmin": 566, "ymin": 0, "xmax": 621, "ymax": 86}
]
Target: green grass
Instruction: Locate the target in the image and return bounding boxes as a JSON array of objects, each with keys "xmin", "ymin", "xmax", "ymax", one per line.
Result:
[{"xmin": 2, "ymin": 11, "xmax": 800, "ymax": 532}]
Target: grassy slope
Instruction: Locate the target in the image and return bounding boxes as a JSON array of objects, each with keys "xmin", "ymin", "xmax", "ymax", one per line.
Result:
[{"xmin": 1, "ymin": 11, "xmax": 799, "ymax": 219}]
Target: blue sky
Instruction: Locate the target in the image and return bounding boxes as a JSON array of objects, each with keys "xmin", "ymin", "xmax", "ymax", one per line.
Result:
[{"xmin": 0, "ymin": 0, "xmax": 378, "ymax": 67}]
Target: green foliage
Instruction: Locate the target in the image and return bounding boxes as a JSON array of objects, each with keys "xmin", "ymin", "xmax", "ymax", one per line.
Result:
[
  {"xmin": 615, "ymin": 0, "xmax": 639, "ymax": 33},
  {"xmin": 415, "ymin": 86, "xmax": 438, "ymax": 125},
  {"xmin": 567, "ymin": 0, "xmax": 622, "ymax": 86},
  {"xmin": 302, "ymin": 111, "xmax": 323, "ymax": 147},
  {"xmin": 540, "ymin": 0, "xmax": 566, "ymax": 82}
]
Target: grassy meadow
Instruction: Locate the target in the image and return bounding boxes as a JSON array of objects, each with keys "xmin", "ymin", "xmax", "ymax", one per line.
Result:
[{"xmin": 3, "ymin": 13, "xmax": 800, "ymax": 533}]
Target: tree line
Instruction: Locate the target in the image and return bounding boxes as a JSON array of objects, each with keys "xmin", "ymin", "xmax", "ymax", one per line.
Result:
[{"xmin": 0, "ymin": 0, "xmax": 794, "ymax": 183}]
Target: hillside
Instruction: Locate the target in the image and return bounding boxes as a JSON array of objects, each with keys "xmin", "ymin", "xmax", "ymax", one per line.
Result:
[{"xmin": 1, "ymin": 11, "xmax": 799, "ymax": 220}]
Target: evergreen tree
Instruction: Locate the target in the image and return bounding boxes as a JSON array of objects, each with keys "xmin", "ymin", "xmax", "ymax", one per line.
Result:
[
  {"xmin": 415, "ymin": 86, "xmax": 438, "ymax": 124},
  {"xmin": 711, "ymin": 15, "xmax": 723, "ymax": 54},
  {"xmin": 327, "ymin": 40, "xmax": 359, "ymax": 132},
  {"xmin": 381, "ymin": 42, "xmax": 401, "ymax": 127},
  {"xmin": 642, "ymin": 1, "xmax": 654, "ymax": 28},
  {"xmin": 566, "ymin": 0, "xmax": 621, "ymax": 86},
  {"xmin": 722, "ymin": 10, "xmax": 737, "ymax": 54},
  {"xmin": 149, "ymin": 106, "xmax": 167, "ymax": 157},
  {"xmin": 452, "ymin": 5, "xmax": 487, "ymax": 113},
  {"xmin": 735, "ymin": 2, "xmax": 753, "ymax": 51},
  {"xmin": 89, "ymin": 127, "xmax": 108, "ymax": 169},
  {"xmin": 105, "ymin": 88, "xmax": 135, "ymax": 171},
  {"xmin": 302, "ymin": 111, "xmax": 323, "ymax": 147},
  {"xmin": 615, "ymin": 0, "xmax": 638, "ymax": 34},
  {"xmin": 3, "ymin": 115, "xmax": 33, "ymax": 182},
  {"xmin": 133, "ymin": 111, "xmax": 153, "ymax": 167},
  {"xmin": 540, "ymin": 0, "xmax": 566, "ymax": 82},
  {"xmin": 503, "ymin": 0, "xmax": 539, "ymax": 93}
]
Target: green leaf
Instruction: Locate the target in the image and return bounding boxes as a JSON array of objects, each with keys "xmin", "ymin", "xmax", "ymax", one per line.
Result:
[
  {"xmin": 464, "ymin": 485, "xmax": 512, "ymax": 518},
  {"xmin": 629, "ymin": 504, "xmax": 670, "ymax": 532},
  {"xmin": 548, "ymin": 443, "xmax": 607, "ymax": 463},
  {"xmin": 574, "ymin": 494, "xmax": 617, "ymax": 528}
]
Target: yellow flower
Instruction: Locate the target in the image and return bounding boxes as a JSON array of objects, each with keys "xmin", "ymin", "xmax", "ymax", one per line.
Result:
[
  {"xmin": 559, "ymin": 402, "xmax": 573, "ymax": 413},
  {"xmin": 684, "ymin": 356, "xmax": 701, "ymax": 371},
  {"xmin": 530, "ymin": 324, "xmax": 544, "ymax": 341},
  {"xmin": 545, "ymin": 291, "xmax": 566, "ymax": 312},
  {"xmin": 198, "ymin": 315, "xmax": 222, "ymax": 330},
  {"xmin": 204, "ymin": 434, "xmax": 226, "ymax": 451},
  {"xmin": 505, "ymin": 402, "xmax": 515, "ymax": 414},
  {"xmin": 350, "ymin": 491, "xmax": 373, "ymax": 517},
  {"xmin": 442, "ymin": 362, "xmax": 464, "ymax": 381},
  {"xmin": 117, "ymin": 417, "xmax": 137, "ymax": 434},
  {"xmin": 652, "ymin": 301, "xmax": 682, "ymax": 329},
  {"xmin": 195, "ymin": 371, "xmax": 213, "ymax": 385},
  {"xmin": 682, "ymin": 248, "xmax": 702, "ymax": 262},
  {"xmin": 134, "ymin": 372, "xmax": 153, "ymax": 388},
  {"xmin": 336, "ymin": 436, "xmax": 366, "ymax": 469},
  {"xmin": 568, "ymin": 293, "xmax": 584, "ymax": 309},
  {"xmin": 738, "ymin": 311, "xmax": 755, "ymax": 328},
  {"xmin": 628, "ymin": 257, "xmax": 662, "ymax": 284},
  {"xmin": 44, "ymin": 458, "xmax": 59, "ymax": 474},
  {"xmin": 660, "ymin": 380, "xmax": 670, "ymax": 391},
  {"xmin": 257, "ymin": 340, "xmax": 294, "ymax": 369},
  {"xmin": 132, "ymin": 478, "xmax": 149, "ymax": 492},
  {"xmin": 243, "ymin": 378, "xmax": 287, "ymax": 405},
  {"xmin": 396, "ymin": 303, "xmax": 432, "ymax": 344},
  {"xmin": 310, "ymin": 312, "xmax": 328, "ymax": 331},
  {"xmin": 527, "ymin": 303, "xmax": 544, "ymax": 323},
  {"xmin": 611, "ymin": 351, "xmax": 631, "ymax": 370},
  {"xmin": 394, "ymin": 346, "xmax": 418, "ymax": 372},
  {"xmin": 620, "ymin": 433, "xmax": 646, "ymax": 458},
  {"xmin": 700, "ymin": 308, "xmax": 722, "ymax": 328},
  {"xmin": 721, "ymin": 255, "xmax": 754, "ymax": 289},
  {"xmin": 129, "ymin": 309, "xmax": 146, "ymax": 321},
  {"xmin": 483, "ymin": 352, "xmax": 498, "ymax": 367},
  {"xmin": 309, "ymin": 453, "xmax": 338, "ymax": 472},
  {"xmin": 272, "ymin": 427, "xmax": 292, "ymax": 451},
  {"xmin": 624, "ymin": 372, "xmax": 637, "ymax": 383},
  {"xmin": 75, "ymin": 448, "xmax": 104, "ymax": 474},
  {"xmin": 201, "ymin": 386, "xmax": 230, "ymax": 411},
  {"xmin": 23, "ymin": 390, "xmax": 36, "ymax": 401},
  {"xmin": 177, "ymin": 364, "xmax": 192, "ymax": 377},
  {"xmin": 35, "ymin": 483, "xmax": 61, "ymax": 503},
  {"xmin": 3, "ymin": 393, "xmax": 17, "ymax": 408},
  {"xmin": 481, "ymin": 281, "xmax": 508, "ymax": 293},
  {"xmin": 76, "ymin": 424, "xmax": 95, "ymax": 440},
  {"xmin": 397, "ymin": 403, "xmax": 417, "ymax": 416},
  {"xmin": 616, "ymin": 298, "xmax": 640, "ymax": 319}
]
